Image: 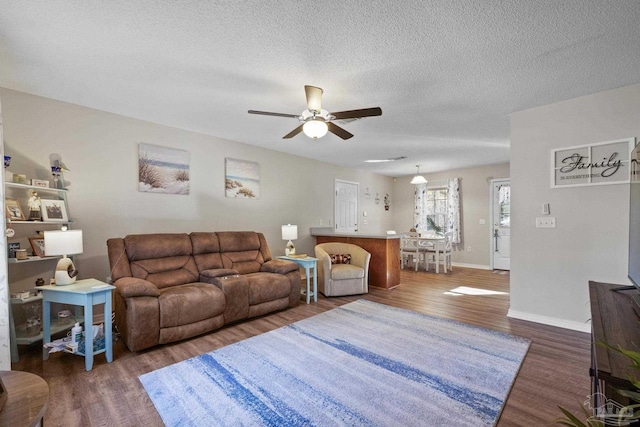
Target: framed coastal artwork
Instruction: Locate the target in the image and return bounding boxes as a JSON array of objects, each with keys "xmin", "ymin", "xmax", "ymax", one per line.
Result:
[
  {"xmin": 225, "ymin": 158, "xmax": 260, "ymax": 199},
  {"xmin": 138, "ymin": 143, "xmax": 190, "ymax": 195}
]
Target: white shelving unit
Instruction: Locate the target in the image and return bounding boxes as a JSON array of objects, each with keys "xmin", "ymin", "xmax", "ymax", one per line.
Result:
[{"xmin": 5, "ymin": 181, "xmax": 73, "ymax": 363}]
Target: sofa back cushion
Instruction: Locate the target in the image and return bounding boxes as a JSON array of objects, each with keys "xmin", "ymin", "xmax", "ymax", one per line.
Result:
[
  {"xmin": 190, "ymin": 232, "xmax": 224, "ymax": 271},
  {"xmin": 123, "ymin": 234, "xmax": 199, "ymax": 288},
  {"xmin": 217, "ymin": 231, "xmax": 268, "ymax": 274}
]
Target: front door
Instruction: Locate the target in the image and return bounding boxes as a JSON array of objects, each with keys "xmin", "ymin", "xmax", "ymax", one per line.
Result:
[
  {"xmin": 491, "ymin": 179, "xmax": 510, "ymax": 270},
  {"xmin": 335, "ymin": 179, "xmax": 358, "ymax": 233}
]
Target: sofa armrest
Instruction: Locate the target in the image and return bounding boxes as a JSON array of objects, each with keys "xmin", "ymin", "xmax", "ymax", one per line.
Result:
[
  {"xmin": 200, "ymin": 268, "xmax": 240, "ymax": 281},
  {"xmin": 261, "ymin": 259, "xmax": 300, "ymax": 274},
  {"xmin": 114, "ymin": 277, "xmax": 160, "ymax": 298}
]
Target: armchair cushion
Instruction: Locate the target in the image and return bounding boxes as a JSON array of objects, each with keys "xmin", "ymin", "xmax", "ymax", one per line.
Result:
[
  {"xmin": 329, "ymin": 253, "xmax": 351, "ymax": 264},
  {"xmin": 331, "ymin": 264, "xmax": 365, "ymax": 280}
]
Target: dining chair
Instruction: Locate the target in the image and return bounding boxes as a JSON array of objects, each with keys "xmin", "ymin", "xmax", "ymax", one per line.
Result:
[
  {"xmin": 400, "ymin": 233, "xmax": 424, "ymax": 271},
  {"xmin": 425, "ymin": 232, "xmax": 452, "ymax": 273}
]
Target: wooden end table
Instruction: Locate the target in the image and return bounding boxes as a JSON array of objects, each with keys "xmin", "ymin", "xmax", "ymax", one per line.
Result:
[{"xmin": 0, "ymin": 370, "xmax": 49, "ymax": 427}]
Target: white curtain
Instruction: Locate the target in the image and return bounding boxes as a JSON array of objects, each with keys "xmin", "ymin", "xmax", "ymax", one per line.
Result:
[
  {"xmin": 447, "ymin": 178, "xmax": 461, "ymax": 244},
  {"xmin": 413, "ymin": 183, "xmax": 428, "ymax": 230}
]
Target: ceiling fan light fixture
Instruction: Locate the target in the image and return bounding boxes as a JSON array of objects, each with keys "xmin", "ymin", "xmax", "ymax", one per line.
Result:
[
  {"xmin": 410, "ymin": 165, "xmax": 428, "ymax": 185},
  {"xmin": 303, "ymin": 119, "xmax": 328, "ymax": 139}
]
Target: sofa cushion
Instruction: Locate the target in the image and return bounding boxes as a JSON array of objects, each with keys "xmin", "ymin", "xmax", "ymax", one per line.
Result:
[
  {"xmin": 245, "ymin": 272, "xmax": 291, "ymax": 305},
  {"xmin": 125, "ymin": 233, "xmax": 192, "ymax": 260},
  {"xmin": 261, "ymin": 259, "xmax": 300, "ymax": 274},
  {"xmin": 158, "ymin": 283, "xmax": 225, "ymax": 328},
  {"xmin": 124, "ymin": 234, "xmax": 200, "ymax": 289},
  {"xmin": 115, "ymin": 277, "xmax": 160, "ymax": 298},
  {"xmin": 130, "ymin": 256, "xmax": 199, "ymax": 289},
  {"xmin": 200, "ymin": 268, "xmax": 240, "ymax": 280},
  {"xmin": 331, "ymin": 264, "xmax": 365, "ymax": 280},
  {"xmin": 190, "ymin": 232, "xmax": 224, "ymax": 271}
]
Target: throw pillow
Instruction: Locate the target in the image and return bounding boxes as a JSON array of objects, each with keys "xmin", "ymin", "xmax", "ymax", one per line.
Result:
[{"xmin": 330, "ymin": 253, "xmax": 351, "ymax": 264}]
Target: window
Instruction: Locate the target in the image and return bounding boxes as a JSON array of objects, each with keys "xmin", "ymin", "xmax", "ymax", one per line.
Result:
[
  {"xmin": 414, "ymin": 178, "xmax": 461, "ymax": 244},
  {"xmin": 425, "ymin": 187, "xmax": 448, "ymax": 233}
]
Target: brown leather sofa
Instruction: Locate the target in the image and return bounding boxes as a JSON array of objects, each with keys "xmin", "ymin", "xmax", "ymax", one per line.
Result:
[{"xmin": 107, "ymin": 231, "xmax": 300, "ymax": 352}]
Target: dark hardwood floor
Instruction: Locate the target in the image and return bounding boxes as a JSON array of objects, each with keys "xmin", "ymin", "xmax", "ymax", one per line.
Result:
[{"xmin": 12, "ymin": 267, "xmax": 592, "ymax": 426}]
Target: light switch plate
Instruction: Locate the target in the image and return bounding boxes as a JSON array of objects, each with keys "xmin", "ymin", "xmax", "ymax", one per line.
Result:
[{"xmin": 536, "ymin": 217, "xmax": 556, "ymax": 228}]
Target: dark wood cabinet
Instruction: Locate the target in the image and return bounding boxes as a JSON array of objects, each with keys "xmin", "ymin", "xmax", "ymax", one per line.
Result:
[{"xmin": 589, "ymin": 281, "xmax": 640, "ymax": 409}]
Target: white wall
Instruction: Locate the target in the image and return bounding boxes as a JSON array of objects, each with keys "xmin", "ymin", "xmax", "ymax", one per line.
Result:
[
  {"xmin": 510, "ymin": 84, "xmax": 640, "ymax": 332},
  {"xmin": 392, "ymin": 163, "xmax": 510, "ymax": 268},
  {"xmin": 0, "ymin": 97, "xmax": 10, "ymax": 369},
  {"xmin": 0, "ymin": 88, "xmax": 394, "ymax": 292}
]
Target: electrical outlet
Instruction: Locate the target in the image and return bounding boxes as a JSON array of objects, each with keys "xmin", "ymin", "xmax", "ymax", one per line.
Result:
[
  {"xmin": 319, "ymin": 219, "xmax": 323, "ymax": 225},
  {"xmin": 535, "ymin": 217, "xmax": 556, "ymax": 228},
  {"xmin": 328, "ymin": 219, "xmax": 333, "ymax": 226},
  {"xmin": 479, "ymin": 219, "xmax": 486, "ymax": 225},
  {"xmin": 363, "ymin": 219, "xmax": 368, "ymax": 225}
]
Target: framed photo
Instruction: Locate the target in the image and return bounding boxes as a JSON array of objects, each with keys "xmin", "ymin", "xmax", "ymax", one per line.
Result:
[
  {"xmin": 40, "ymin": 199, "xmax": 68, "ymax": 222},
  {"xmin": 31, "ymin": 179, "xmax": 50, "ymax": 188},
  {"xmin": 5, "ymin": 198, "xmax": 25, "ymax": 220},
  {"xmin": 29, "ymin": 237, "xmax": 46, "ymax": 257},
  {"xmin": 8, "ymin": 242, "xmax": 20, "ymax": 258}
]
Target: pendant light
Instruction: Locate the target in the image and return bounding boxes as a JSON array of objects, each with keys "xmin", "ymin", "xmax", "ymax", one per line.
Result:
[{"xmin": 410, "ymin": 165, "xmax": 428, "ymax": 185}]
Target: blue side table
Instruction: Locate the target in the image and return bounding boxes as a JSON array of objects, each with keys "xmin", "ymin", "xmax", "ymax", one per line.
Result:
[
  {"xmin": 41, "ymin": 278, "xmax": 115, "ymax": 371},
  {"xmin": 278, "ymin": 256, "xmax": 318, "ymax": 304}
]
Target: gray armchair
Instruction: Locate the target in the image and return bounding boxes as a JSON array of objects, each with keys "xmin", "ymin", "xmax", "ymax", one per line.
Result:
[{"xmin": 315, "ymin": 242, "xmax": 371, "ymax": 296}]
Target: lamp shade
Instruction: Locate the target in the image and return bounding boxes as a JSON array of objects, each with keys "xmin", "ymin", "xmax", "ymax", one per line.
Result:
[
  {"xmin": 410, "ymin": 165, "xmax": 428, "ymax": 185},
  {"xmin": 303, "ymin": 120, "xmax": 328, "ymax": 139},
  {"xmin": 44, "ymin": 229, "xmax": 83, "ymax": 256},
  {"xmin": 281, "ymin": 224, "xmax": 298, "ymax": 241}
]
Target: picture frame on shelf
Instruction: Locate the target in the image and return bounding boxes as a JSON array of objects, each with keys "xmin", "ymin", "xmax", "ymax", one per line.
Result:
[
  {"xmin": 40, "ymin": 199, "xmax": 68, "ymax": 222},
  {"xmin": 29, "ymin": 237, "xmax": 46, "ymax": 257},
  {"xmin": 5, "ymin": 198, "xmax": 25, "ymax": 220},
  {"xmin": 8, "ymin": 242, "xmax": 20, "ymax": 258},
  {"xmin": 12, "ymin": 173, "xmax": 27, "ymax": 184},
  {"xmin": 31, "ymin": 179, "xmax": 50, "ymax": 188}
]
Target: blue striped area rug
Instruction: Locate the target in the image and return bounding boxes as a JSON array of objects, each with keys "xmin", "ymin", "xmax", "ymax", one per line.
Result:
[{"xmin": 139, "ymin": 299, "xmax": 530, "ymax": 426}]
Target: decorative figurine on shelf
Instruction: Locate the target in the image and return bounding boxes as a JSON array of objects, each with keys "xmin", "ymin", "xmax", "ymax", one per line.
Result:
[
  {"xmin": 50, "ymin": 154, "xmax": 71, "ymax": 189},
  {"xmin": 27, "ymin": 190, "xmax": 42, "ymax": 221}
]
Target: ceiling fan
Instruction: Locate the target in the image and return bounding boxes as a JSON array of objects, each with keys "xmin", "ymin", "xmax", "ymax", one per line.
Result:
[{"xmin": 248, "ymin": 85, "xmax": 382, "ymax": 140}]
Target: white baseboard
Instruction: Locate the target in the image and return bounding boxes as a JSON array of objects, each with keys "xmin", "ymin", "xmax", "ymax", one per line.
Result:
[
  {"xmin": 451, "ymin": 262, "xmax": 492, "ymax": 270},
  {"xmin": 507, "ymin": 309, "xmax": 591, "ymax": 333}
]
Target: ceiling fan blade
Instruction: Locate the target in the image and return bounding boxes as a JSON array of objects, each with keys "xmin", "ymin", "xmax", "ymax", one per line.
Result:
[
  {"xmin": 248, "ymin": 110, "xmax": 300, "ymax": 119},
  {"xmin": 283, "ymin": 124, "xmax": 304, "ymax": 139},
  {"xmin": 327, "ymin": 122, "xmax": 354, "ymax": 140},
  {"xmin": 304, "ymin": 85, "xmax": 323, "ymax": 113},
  {"xmin": 330, "ymin": 107, "xmax": 382, "ymax": 120}
]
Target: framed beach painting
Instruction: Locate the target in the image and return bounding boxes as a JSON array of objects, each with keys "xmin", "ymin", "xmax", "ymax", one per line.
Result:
[
  {"xmin": 225, "ymin": 158, "xmax": 260, "ymax": 199},
  {"xmin": 138, "ymin": 143, "xmax": 190, "ymax": 195}
]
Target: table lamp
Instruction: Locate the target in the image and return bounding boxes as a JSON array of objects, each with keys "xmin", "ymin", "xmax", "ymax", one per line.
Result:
[
  {"xmin": 44, "ymin": 229, "xmax": 83, "ymax": 285},
  {"xmin": 281, "ymin": 224, "xmax": 298, "ymax": 256}
]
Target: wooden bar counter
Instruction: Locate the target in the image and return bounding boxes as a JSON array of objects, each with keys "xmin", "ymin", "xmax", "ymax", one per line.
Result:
[{"xmin": 312, "ymin": 229, "xmax": 401, "ymax": 289}]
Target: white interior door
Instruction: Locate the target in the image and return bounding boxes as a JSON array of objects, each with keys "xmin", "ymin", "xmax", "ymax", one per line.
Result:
[
  {"xmin": 335, "ymin": 179, "xmax": 358, "ymax": 233},
  {"xmin": 491, "ymin": 179, "xmax": 511, "ymax": 270}
]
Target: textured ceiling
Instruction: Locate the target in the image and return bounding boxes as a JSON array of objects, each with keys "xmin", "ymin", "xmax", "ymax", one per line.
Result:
[{"xmin": 1, "ymin": 1, "xmax": 640, "ymax": 177}]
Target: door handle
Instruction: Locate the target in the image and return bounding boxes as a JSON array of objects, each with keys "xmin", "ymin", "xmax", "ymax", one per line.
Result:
[{"xmin": 493, "ymin": 228, "xmax": 499, "ymax": 252}]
